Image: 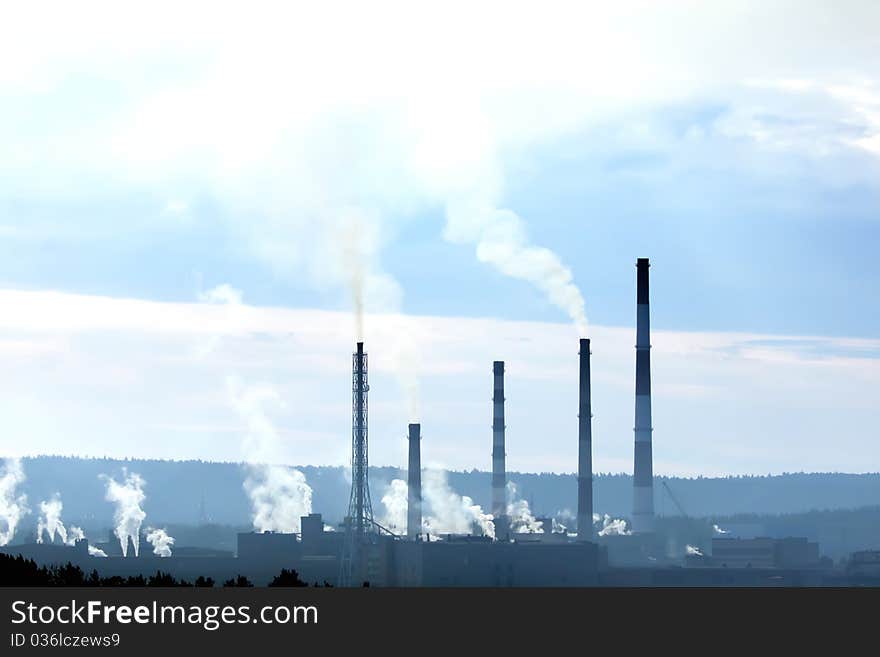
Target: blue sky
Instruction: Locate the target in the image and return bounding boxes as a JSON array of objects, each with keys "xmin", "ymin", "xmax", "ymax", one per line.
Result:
[{"xmin": 0, "ymin": 2, "xmax": 878, "ymax": 475}]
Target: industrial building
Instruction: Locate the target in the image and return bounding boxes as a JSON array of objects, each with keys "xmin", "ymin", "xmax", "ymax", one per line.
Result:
[
  {"xmin": 709, "ymin": 537, "xmax": 821, "ymax": 569},
  {"xmin": 0, "ymin": 258, "xmax": 848, "ymax": 587}
]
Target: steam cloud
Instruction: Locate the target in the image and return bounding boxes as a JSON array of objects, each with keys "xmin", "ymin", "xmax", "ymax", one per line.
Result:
[
  {"xmin": 145, "ymin": 527, "xmax": 175, "ymax": 557},
  {"xmin": 381, "ymin": 471, "xmax": 495, "ymax": 539},
  {"xmin": 593, "ymin": 513, "xmax": 631, "ymax": 536},
  {"xmin": 36, "ymin": 493, "xmax": 69, "ymax": 545},
  {"xmin": 0, "ymin": 458, "xmax": 28, "ymax": 546},
  {"xmin": 100, "ymin": 470, "xmax": 147, "ymax": 557},
  {"xmin": 506, "ymin": 481, "xmax": 543, "ymax": 533},
  {"xmin": 444, "ymin": 204, "xmax": 589, "ymax": 336},
  {"xmin": 379, "ymin": 479, "xmax": 408, "ymax": 535},
  {"xmin": 227, "ymin": 376, "xmax": 313, "ymax": 534}
]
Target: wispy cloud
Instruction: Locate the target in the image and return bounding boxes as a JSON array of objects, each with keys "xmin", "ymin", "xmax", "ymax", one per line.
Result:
[{"xmin": 0, "ymin": 288, "xmax": 876, "ymax": 476}]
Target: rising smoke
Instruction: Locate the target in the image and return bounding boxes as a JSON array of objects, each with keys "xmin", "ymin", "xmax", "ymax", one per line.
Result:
[
  {"xmin": 593, "ymin": 513, "xmax": 631, "ymax": 537},
  {"xmin": 227, "ymin": 376, "xmax": 313, "ymax": 534},
  {"xmin": 379, "ymin": 479, "xmax": 408, "ymax": 535},
  {"xmin": 444, "ymin": 204, "xmax": 589, "ymax": 336},
  {"xmin": 399, "ymin": 470, "xmax": 495, "ymax": 539},
  {"xmin": 506, "ymin": 481, "xmax": 543, "ymax": 533},
  {"xmin": 0, "ymin": 458, "xmax": 28, "ymax": 546},
  {"xmin": 145, "ymin": 527, "xmax": 175, "ymax": 557},
  {"xmin": 36, "ymin": 493, "xmax": 68, "ymax": 545},
  {"xmin": 100, "ymin": 470, "xmax": 147, "ymax": 557},
  {"xmin": 35, "ymin": 499, "xmax": 106, "ymax": 555}
]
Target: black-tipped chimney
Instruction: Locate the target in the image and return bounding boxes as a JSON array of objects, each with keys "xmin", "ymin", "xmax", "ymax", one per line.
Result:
[
  {"xmin": 577, "ymin": 338, "xmax": 593, "ymax": 540},
  {"xmin": 407, "ymin": 423, "xmax": 422, "ymax": 540}
]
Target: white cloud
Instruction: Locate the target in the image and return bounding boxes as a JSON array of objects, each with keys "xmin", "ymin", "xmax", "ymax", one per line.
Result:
[{"xmin": 0, "ymin": 288, "xmax": 876, "ymax": 476}]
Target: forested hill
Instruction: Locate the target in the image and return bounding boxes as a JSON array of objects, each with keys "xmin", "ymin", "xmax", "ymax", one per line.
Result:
[{"xmin": 8, "ymin": 456, "xmax": 880, "ymax": 529}]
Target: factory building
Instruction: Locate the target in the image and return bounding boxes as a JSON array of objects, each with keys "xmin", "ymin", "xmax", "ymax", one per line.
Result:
[
  {"xmin": 709, "ymin": 537, "xmax": 820, "ymax": 569},
  {"xmin": 393, "ymin": 538, "xmax": 600, "ymax": 587}
]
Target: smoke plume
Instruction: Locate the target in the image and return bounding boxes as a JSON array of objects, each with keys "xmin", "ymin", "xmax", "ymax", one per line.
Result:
[
  {"xmin": 444, "ymin": 203, "xmax": 589, "ymax": 336},
  {"xmin": 380, "ymin": 474, "xmax": 496, "ymax": 539},
  {"xmin": 145, "ymin": 527, "xmax": 175, "ymax": 557},
  {"xmin": 227, "ymin": 376, "xmax": 313, "ymax": 533},
  {"xmin": 100, "ymin": 469, "xmax": 147, "ymax": 557},
  {"xmin": 0, "ymin": 458, "xmax": 28, "ymax": 546},
  {"xmin": 421, "ymin": 470, "xmax": 495, "ymax": 538},
  {"xmin": 506, "ymin": 481, "xmax": 543, "ymax": 533},
  {"xmin": 36, "ymin": 493, "xmax": 68, "ymax": 545},
  {"xmin": 593, "ymin": 513, "xmax": 631, "ymax": 537},
  {"xmin": 379, "ymin": 479, "xmax": 408, "ymax": 535}
]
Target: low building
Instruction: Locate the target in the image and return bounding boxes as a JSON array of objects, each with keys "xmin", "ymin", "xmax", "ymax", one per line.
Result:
[
  {"xmin": 392, "ymin": 537, "xmax": 600, "ymax": 587},
  {"xmin": 710, "ymin": 537, "xmax": 820, "ymax": 569},
  {"xmin": 846, "ymin": 550, "xmax": 880, "ymax": 578}
]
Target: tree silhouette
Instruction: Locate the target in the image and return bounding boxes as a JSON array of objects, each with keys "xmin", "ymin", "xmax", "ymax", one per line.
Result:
[{"xmin": 267, "ymin": 568, "xmax": 307, "ymax": 587}]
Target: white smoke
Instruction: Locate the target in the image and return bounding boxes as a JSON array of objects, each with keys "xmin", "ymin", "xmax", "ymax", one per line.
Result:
[
  {"xmin": 100, "ymin": 470, "xmax": 147, "ymax": 557},
  {"xmin": 145, "ymin": 527, "xmax": 175, "ymax": 557},
  {"xmin": 506, "ymin": 481, "xmax": 543, "ymax": 533},
  {"xmin": 227, "ymin": 376, "xmax": 313, "ymax": 534},
  {"xmin": 713, "ymin": 523, "xmax": 729, "ymax": 535},
  {"xmin": 593, "ymin": 513, "xmax": 631, "ymax": 537},
  {"xmin": 421, "ymin": 469, "xmax": 495, "ymax": 538},
  {"xmin": 379, "ymin": 479, "xmax": 408, "ymax": 535},
  {"xmin": 38, "ymin": 513, "xmax": 104, "ymax": 554},
  {"xmin": 36, "ymin": 493, "xmax": 68, "ymax": 545},
  {"xmin": 0, "ymin": 458, "xmax": 28, "ymax": 546},
  {"xmin": 444, "ymin": 204, "xmax": 588, "ymax": 336},
  {"xmin": 555, "ymin": 508, "xmax": 575, "ymax": 535},
  {"xmin": 88, "ymin": 544, "xmax": 108, "ymax": 558},
  {"xmin": 61, "ymin": 523, "xmax": 105, "ymax": 555},
  {"xmin": 686, "ymin": 544, "xmax": 704, "ymax": 556}
]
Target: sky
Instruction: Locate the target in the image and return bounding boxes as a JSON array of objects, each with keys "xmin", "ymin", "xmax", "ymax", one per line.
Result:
[{"xmin": 0, "ymin": 1, "xmax": 878, "ymax": 476}]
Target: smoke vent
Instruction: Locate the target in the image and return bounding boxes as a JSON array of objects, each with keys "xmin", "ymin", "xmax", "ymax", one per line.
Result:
[
  {"xmin": 632, "ymin": 258, "xmax": 655, "ymax": 533},
  {"xmin": 407, "ymin": 423, "xmax": 422, "ymax": 540},
  {"xmin": 492, "ymin": 361, "xmax": 508, "ymax": 539},
  {"xmin": 577, "ymin": 338, "xmax": 593, "ymax": 540}
]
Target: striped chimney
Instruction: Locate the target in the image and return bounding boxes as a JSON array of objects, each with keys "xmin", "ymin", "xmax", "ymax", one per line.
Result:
[
  {"xmin": 632, "ymin": 258, "xmax": 655, "ymax": 533},
  {"xmin": 492, "ymin": 361, "xmax": 507, "ymax": 533},
  {"xmin": 577, "ymin": 338, "xmax": 594, "ymax": 540},
  {"xmin": 407, "ymin": 423, "xmax": 422, "ymax": 540}
]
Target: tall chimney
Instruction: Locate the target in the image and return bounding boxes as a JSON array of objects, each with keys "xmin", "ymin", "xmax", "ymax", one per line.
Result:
[
  {"xmin": 407, "ymin": 423, "xmax": 422, "ymax": 540},
  {"xmin": 577, "ymin": 338, "xmax": 593, "ymax": 540},
  {"xmin": 632, "ymin": 258, "xmax": 655, "ymax": 533},
  {"xmin": 492, "ymin": 361, "xmax": 507, "ymax": 536}
]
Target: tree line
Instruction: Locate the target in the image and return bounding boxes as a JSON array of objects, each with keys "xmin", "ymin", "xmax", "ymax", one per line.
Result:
[{"xmin": 0, "ymin": 553, "xmax": 331, "ymax": 587}]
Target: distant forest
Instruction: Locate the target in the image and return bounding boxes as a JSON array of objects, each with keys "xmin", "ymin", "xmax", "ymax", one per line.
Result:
[
  {"xmin": 0, "ymin": 553, "xmax": 317, "ymax": 587},
  {"xmin": 8, "ymin": 455, "xmax": 880, "ymax": 533}
]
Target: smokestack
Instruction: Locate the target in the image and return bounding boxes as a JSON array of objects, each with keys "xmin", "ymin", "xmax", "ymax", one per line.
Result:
[
  {"xmin": 492, "ymin": 361, "xmax": 507, "ymax": 537},
  {"xmin": 633, "ymin": 258, "xmax": 655, "ymax": 533},
  {"xmin": 577, "ymin": 338, "xmax": 593, "ymax": 540},
  {"xmin": 407, "ymin": 423, "xmax": 422, "ymax": 540},
  {"xmin": 348, "ymin": 341, "xmax": 374, "ymax": 536}
]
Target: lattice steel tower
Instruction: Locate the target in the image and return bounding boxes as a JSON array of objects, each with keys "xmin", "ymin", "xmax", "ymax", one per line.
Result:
[{"xmin": 339, "ymin": 341, "xmax": 375, "ymax": 585}]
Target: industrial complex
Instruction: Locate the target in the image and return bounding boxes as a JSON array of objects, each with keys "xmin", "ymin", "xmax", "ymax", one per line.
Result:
[{"xmin": 2, "ymin": 258, "xmax": 875, "ymax": 587}]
